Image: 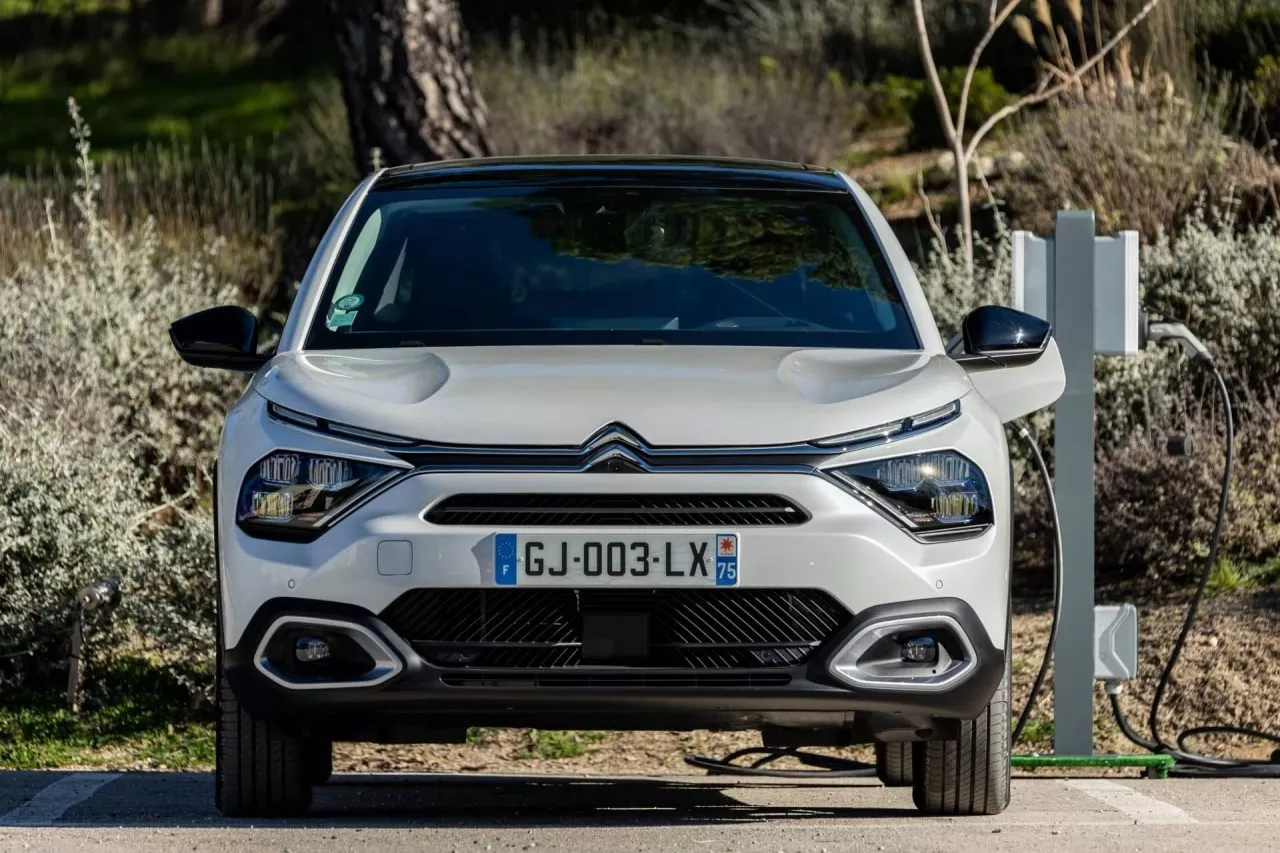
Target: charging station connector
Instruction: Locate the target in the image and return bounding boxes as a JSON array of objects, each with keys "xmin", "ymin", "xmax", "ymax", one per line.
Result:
[{"xmin": 1146, "ymin": 320, "xmax": 1214, "ymax": 364}]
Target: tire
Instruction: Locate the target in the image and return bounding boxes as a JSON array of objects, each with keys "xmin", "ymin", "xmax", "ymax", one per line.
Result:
[
  {"xmin": 305, "ymin": 739, "xmax": 333, "ymax": 785},
  {"xmin": 215, "ymin": 674, "xmax": 313, "ymax": 817},
  {"xmin": 910, "ymin": 647, "xmax": 1012, "ymax": 816},
  {"xmin": 875, "ymin": 742, "xmax": 913, "ymax": 787}
]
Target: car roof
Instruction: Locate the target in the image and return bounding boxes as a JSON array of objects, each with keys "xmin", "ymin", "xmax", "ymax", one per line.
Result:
[{"xmin": 373, "ymin": 155, "xmax": 848, "ymax": 192}]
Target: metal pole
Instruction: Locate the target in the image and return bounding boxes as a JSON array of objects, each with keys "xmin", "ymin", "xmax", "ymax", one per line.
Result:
[
  {"xmin": 67, "ymin": 607, "xmax": 85, "ymax": 715},
  {"xmin": 1051, "ymin": 211, "xmax": 1097, "ymax": 755}
]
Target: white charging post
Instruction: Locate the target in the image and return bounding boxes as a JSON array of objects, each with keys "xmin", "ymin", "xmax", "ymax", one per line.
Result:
[{"xmin": 1010, "ymin": 212, "xmax": 1141, "ymax": 755}]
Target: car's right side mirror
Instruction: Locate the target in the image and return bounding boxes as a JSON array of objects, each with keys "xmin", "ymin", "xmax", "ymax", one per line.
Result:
[
  {"xmin": 954, "ymin": 305, "xmax": 1052, "ymax": 366},
  {"xmin": 953, "ymin": 305, "xmax": 1065, "ymax": 422}
]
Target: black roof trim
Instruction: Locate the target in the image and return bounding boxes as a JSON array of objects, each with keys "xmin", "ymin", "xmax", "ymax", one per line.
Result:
[{"xmin": 373, "ymin": 155, "xmax": 846, "ymax": 192}]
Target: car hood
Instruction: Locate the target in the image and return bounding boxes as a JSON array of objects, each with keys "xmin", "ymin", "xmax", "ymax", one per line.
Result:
[{"xmin": 253, "ymin": 346, "xmax": 972, "ymax": 447}]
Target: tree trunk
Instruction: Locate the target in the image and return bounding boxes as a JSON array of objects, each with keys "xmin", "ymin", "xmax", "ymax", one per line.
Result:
[{"xmin": 326, "ymin": 0, "xmax": 492, "ymax": 174}]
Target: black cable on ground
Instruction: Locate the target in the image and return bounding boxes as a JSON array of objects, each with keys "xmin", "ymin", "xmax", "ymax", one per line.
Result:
[
  {"xmin": 1010, "ymin": 421, "xmax": 1063, "ymax": 747},
  {"xmin": 683, "ymin": 746, "xmax": 875, "ymax": 777},
  {"xmin": 1108, "ymin": 357, "xmax": 1280, "ymax": 777}
]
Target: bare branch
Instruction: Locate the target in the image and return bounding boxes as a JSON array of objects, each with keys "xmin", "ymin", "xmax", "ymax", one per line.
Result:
[
  {"xmin": 964, "ymin": 0, "xmax": 1165, "ymax": 162},
  {"xmin": 976, "ymin": 168, "xmax": 1005, "ymax": 235},
  {"xmin": 918, "ymin": 170, "xmax": 952, "ymax": 267},
  {"xmin": 958, "ymin": 1, "xmax": 1024, "ymax": 137},
  {"xmin": 910, "ymin": 0, "xmax": 958, "ymax": 148}
]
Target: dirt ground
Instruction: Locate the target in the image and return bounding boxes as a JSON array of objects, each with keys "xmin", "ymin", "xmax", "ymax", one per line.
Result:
[{"xmin": 333, "ymin": 589, "xmax": 1280, "ymax": 774}]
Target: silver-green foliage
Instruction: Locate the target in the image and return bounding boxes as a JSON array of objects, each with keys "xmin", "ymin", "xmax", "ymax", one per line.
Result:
[
  {"xmin": 912, "ymin": 222, "xmax": 1010, "ymax": 342},
  {"xmin": 0, "ymin": 101, "xmax": 237, "ymax": 695},
  {"xmin": 1142, "ymin": 201, "xmax": 1280, "ymax": 389}
]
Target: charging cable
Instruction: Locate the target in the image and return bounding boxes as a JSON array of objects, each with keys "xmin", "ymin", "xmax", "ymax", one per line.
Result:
[
  {"xmin": 1107, "ymin": 321, "xmax": 1280, "ymax": 776},
  {"xmin": 1009, "ymin": 421, "xmax": 1063, "ymax": 746},
  {"xmin": 687, "ymin": 320, "xmax": 1278, "ymax": 780}
]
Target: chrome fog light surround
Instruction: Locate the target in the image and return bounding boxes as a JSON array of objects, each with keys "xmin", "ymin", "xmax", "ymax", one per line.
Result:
[
  {"xmin": 254, "ymin": 616, "xmax": 402, "ymax": 690},
  {"xmin": 828, "ymin": 614, "xmax": 977, "ymax": 693}
]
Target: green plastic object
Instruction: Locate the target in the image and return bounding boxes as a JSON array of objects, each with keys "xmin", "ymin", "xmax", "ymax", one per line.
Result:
[{"xmin": 1012, "ymin": 754, "xmax": 1176, "ymax": 779}]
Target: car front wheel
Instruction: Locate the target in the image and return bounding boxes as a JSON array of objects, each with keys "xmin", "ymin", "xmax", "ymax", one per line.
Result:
[
  {"xmin": 910, "ymin": 650, "xmax": 1011, "ymax": 816},
  {"xmin": 215, "ymin": 673, "xmax": 313, "ymax": 817}
]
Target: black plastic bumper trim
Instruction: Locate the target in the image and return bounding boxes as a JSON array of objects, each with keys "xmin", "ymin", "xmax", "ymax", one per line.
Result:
[{"xmin": 221, "ymin": 595, "xmax": 1003, "ymax": 738}]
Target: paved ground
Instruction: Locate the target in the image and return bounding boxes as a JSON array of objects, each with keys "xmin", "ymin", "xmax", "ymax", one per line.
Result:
[{"xmin": 0, "ymin": 770, "xmax": 1277, "ymax": 851}]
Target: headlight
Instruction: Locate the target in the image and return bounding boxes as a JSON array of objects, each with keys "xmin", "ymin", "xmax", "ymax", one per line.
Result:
[
  {"xmin": 829, "ymin": 451, "xmax": 993, "ymax": 540},
  {"xmin": 238, "ymin": 451, "xmax": 401, "ymax": 540}
]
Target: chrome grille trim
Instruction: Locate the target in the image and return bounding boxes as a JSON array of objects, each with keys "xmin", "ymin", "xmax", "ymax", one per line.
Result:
[{"xmin": 265, "ymin": 403, "xmax": 963, "ymax": 462}]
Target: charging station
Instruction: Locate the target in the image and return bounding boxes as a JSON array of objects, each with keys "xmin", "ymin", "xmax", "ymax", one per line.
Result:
[{"xmin": 1010, "ymin": 211, "xmax": 1143, "ymax": 758}]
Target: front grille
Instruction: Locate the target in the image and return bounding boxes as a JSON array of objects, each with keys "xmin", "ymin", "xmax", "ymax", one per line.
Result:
[
  {"xmin": 424, "ymin": 494, "xmax": 808, "ymax": 527},
  {"xmin": 379, "ymin": 588, "xmax": 850, "ymax": 671}
]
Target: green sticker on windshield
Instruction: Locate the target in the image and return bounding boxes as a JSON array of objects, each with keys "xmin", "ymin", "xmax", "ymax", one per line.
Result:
[{"xmin": 334, "ymin": 293, "xmax": 364, "ymax": 311}]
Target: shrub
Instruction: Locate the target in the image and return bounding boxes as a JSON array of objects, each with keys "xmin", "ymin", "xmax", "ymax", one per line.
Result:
[
  {"xmin": 1196, "ymin": 3, "xmax": 1280, "ymax": 79},
  {"xmin": 711, "ymin": 0, "xmax": 918, "ymax": 81},
  {"xmin": 0, "ymin": 101, "xmax": 230, "ymax": 698},
  {"xmin": 1005, "ymin": 88, "xmax": 1272, "ymax": 239},
  {"xmin": 711, "ymin": 0, "xmax": 1033, "ymax": 84},
  {"xmin": 913, "ymin": 219, "xmax": 1011, "ymax": 341},
  {"xmin": 1093, "ymin": 400, "xmax": 1280, "ymax": 581},
  {"xmin": 0, "ymin": 414, "xmax": 216, "ymax": 698},
  {"xmin": 866, "ymin": 74, "xmax": 925, "ymax": 130},
  {"xmin": 0, "ymin": 102, "xmax": 244, "ymax": 490},
  {"xmin": 907, "ymin": 67, "xmax": 1011, "ymax": 151},
  {"xmin": 476, "ymin": 33, "xmax": 865, "ymax": 166},
  {"xmin": 1248, "ymin": 53, "xmax": 1280, "ymax": 144},
  {"xmin": 1141, "ymin": 200, "xmax": 1280, "ymax": 390}
]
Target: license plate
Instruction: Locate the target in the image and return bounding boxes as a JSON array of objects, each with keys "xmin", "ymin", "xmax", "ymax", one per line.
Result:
[{"xmin": 494, "ymin": 533, "xmax": 738, "ymax": 587}]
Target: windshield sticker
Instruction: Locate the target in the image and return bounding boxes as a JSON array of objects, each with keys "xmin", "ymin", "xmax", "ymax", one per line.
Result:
[{"xmin": 334, "ymin": 293, "xmax": 364, "ymax": 311}]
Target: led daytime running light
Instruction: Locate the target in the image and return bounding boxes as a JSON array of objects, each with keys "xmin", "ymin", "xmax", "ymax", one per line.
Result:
[{"xmin": 813, "ymin": 400, "xmax": 961, "ymax": 449}]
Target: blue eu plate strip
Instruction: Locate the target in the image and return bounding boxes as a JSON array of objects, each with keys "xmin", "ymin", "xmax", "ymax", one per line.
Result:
[
  {"xmin": 715, "ymin": 533, "xmax": 739, "ymax": 586},
  {"xmin": 495, "ymin": 533, "xmax": 518, "ymax": 585}
]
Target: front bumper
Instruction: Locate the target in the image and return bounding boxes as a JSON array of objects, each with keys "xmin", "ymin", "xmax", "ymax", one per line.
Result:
[
  {"xmin": 223, "ymin": 595, "xmax": 1004, "ymax": 742},
  {"xmin": 217, "ymin": 392, "xmax": 1014, "ymax": 741}
]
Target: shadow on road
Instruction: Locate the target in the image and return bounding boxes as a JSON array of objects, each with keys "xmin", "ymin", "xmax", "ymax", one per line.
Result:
[{"xmin": 3, "ymin": 770, "xmax": 919, "ymax": 829}]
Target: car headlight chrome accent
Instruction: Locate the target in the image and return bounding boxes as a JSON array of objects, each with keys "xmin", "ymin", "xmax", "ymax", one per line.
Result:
[
  {"xmin": 829, "ymin": 450, "xmax": 993, "ymax": 540},
  {"xmin": 812, "ymin": 400, "xmax": 961, "ymax": 449},
  {"xmin": 238, "ymin": 451, "xmax": 401, "ymax": 540}
]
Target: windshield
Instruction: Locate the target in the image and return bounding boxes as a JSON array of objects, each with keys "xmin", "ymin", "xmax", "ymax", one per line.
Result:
[{"xmin": 304, "ymin": 185, "xmax": 919, "ymax": 350}]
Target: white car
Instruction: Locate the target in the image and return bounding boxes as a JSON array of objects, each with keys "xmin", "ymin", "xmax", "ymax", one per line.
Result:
[{"xmin": 170, "ymin": 156, "xmax": 1064, "ymax": 818}]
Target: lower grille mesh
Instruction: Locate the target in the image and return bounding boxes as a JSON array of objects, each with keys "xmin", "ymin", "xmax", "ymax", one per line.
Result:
[{"xmin": 379, "ymin": 588, "xmax": 851, "ymax": 671}]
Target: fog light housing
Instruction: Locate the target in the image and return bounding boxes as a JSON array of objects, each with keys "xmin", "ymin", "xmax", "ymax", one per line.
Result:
[
  {"xmin": 295, "ymin": 636, "xmax": 331, "ymax": 663},
  {"xmin": 900, "ymin": 635, "xmax": 939, "ymax": 664}
]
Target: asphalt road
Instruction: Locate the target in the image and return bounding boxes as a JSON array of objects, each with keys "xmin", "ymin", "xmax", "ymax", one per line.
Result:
[{"xmin": 1, "ymin": 770, "xmax": 1277, "ymax": 851}]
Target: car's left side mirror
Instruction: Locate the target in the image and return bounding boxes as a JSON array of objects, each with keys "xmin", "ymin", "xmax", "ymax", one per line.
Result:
[
  {"xmin": 954, "ymin": 305, "xmax": 1052, "ymax": 366},
  {"xmin": 953, "ymin": 305, "xmax": 1064, "ymax": 422},
  {"xmin": 170, "ymin": 305, "xmax": 271, "ymax": 372}
]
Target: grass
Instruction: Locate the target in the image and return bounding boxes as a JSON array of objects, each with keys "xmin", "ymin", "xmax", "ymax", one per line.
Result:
[
  {"xmin": 0, "ymin": 31, "xmax": 328, "ymax": 170},
  {"xmin": 0, "ymin": 658, "xmax": 213, "ymax": 770},
  {"xmin": 1017, "ymin": 716, "xmax": 1055, "ymax": 751},
  {"xmin": 1205, "ymin": 558, "xmax": 1280, "ymax": 597},
  {"xmin": 0, "ymin": 0, "xmax": 128, "ymax": 17},
  {"xmin": 515, "ymin": 730, "xmax": 607, "ymax": 760}
]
